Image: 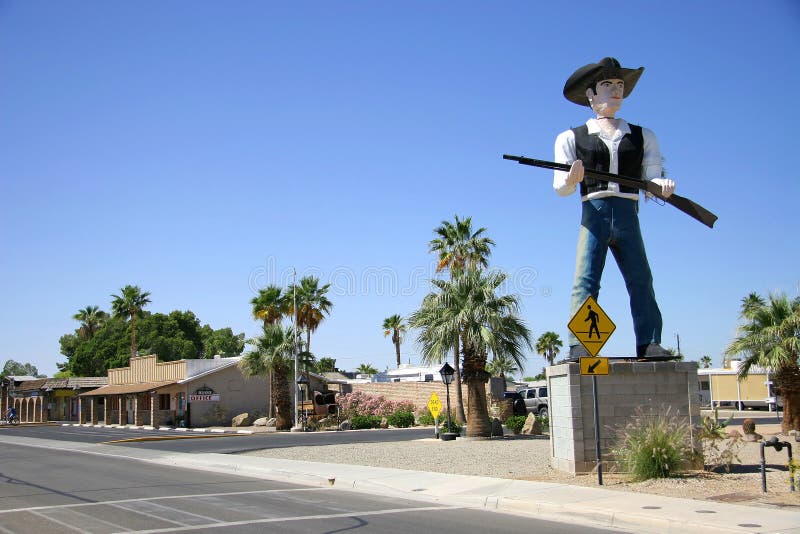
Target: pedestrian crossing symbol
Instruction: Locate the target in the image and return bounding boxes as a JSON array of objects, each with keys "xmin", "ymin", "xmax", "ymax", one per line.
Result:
[{"xmin": 568, "ymin": 296, "xmax": 615, "ymax": 357}]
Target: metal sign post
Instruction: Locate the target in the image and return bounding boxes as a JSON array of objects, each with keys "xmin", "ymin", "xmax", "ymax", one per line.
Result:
[
  {"xmin": 569, "ymin": 296, "xmax": 614, "ymax": 486},
  {"xmin": 592, "ymin": 375, "xmax": 603, "ymax": 485}
]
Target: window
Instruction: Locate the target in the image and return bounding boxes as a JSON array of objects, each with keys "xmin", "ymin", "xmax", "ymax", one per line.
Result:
[
  {"xmin": 539, "ymin": 387, "xmax": 548, "ymax": 398},
  {"xmin": 158, "ymin": 394, "xmax": 170, "ymax": 410}
]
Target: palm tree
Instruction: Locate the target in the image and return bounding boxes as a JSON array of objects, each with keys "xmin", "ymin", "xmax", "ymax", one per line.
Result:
[
  {"xmin": 410, "ymin": 268, "xmax": 532, "ymax": 437},
  {"xmin": 239, "ymin": 324, "xmax": 296, "ymax": 430},
  {"xmin": 356, "ymin": 363, "xmax": 378, "ymax": 376},
  {"xmin": 535, "ymin": 331, "xmax": 563, "ymax": 367},
  {"xmin": 487, "ymin": 353, "xmax": 521, "ymax": 385},
  {"xmin": 382, "ymin": 314, "xmax": 407, "ymax": 368},
  {"xmin": 288, "ymin": 276, "xmax": 333, "ymax": 353},
  {"xmin": 250, "ymin": 285, "xmax": 288, "ymax": 327},
  {"xmin": 725, "ymin": 292, "xmax": 800, "ymax": 432},
  {"xmin": 428, "ymin": 215, "xmax": 495, "ymax": 423},
  {"xmin": 429, "ymin": 215, "xmax": 495, "ymax": 275},
  {"xmin": 699, "ymin": 355, "xmax": 713, "ymax": 368},
  {"xmin": 73, "ymin": 305, "xmax": 109, "ymax": 340},
  {"xmin": 110, "ymin": 285, "xmax": 152, "ymax": 360}
]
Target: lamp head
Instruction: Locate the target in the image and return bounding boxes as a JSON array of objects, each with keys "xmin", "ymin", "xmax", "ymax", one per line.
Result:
[{"xmin": 439, "ymin": 362, "xmax": 455, "ymax": 385}]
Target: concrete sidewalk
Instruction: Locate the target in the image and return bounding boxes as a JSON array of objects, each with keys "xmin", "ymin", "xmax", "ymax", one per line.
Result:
[{"xmin": 4, "ymin": 434, "xmax": 798, "ymax": 534}]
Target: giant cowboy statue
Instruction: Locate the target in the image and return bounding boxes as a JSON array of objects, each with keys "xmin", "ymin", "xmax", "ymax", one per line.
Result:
[{"xmin": 554, "ymin": 57, "xmax": 676, "ymax": 362}]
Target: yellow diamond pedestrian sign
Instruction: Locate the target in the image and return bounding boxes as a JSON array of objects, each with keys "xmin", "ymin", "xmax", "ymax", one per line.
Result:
[
  {"xmin": 568, "ymin": 296, "xmax": 615, "ymax": 357},
  {"xmin": 427, "ymin": 392, "xmax": 442, "ymax": 420}
]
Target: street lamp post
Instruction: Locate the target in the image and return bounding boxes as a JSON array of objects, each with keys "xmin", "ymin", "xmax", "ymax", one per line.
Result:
[
  {"xmin": 292, "ymin": 268, "xmax": 300, "ymax": 431},
  {"xmin": 439, "ymin": 362, "xmax": 457, "ymax": 441}
]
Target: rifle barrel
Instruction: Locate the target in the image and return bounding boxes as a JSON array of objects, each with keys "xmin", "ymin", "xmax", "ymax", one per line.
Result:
[{"xmin": 502, "ymin": 154, "xmax": 717, "ymax": 228}]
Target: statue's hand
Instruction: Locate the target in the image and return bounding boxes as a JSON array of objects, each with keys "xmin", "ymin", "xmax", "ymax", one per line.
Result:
[
  {"xmin": 567, "ymin": 160, "xmax": 584, "ymax": 186},
  {"xmin": 651, "ymin": 178, "xmax": 675, "ymax": 198}
]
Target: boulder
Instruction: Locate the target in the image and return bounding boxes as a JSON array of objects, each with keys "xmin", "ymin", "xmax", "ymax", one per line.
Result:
[
  {"xmin": 743, "ymin": 432, "xmax": 763, "ymax": 442},
  {"xmin": 491, "ymin": 417, "xmax": 504, "ymax": 437},
  {"xmin": 252, "ymin": 417, "xmax": 270, "ymax": 427},
  {"xmin": 521, "ymin": 413, "xmax": 542, "ymax": 435},
  {"xmin": 727, "ymin": 429, "xmax": 742, "ymax": 439},
  {"xmin": 231, "ymin": 413, "xmax": 251, "ymax": 427},
  {"xmin": 339, "ymin": 420, "xmax": 351, "ymax": 431}
]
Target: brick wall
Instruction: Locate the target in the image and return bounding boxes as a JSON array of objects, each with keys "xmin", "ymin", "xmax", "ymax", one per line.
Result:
[{"xmin": 344, "ymin": 382, "xmax": 489, "ymax": 413}]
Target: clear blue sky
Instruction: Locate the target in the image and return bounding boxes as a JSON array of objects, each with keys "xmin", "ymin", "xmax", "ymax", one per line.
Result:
[{"xmin": 1, "ymin": 1, "xmax": 798, "ymax": 378}]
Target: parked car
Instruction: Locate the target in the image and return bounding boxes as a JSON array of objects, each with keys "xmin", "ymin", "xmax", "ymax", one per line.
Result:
[
  {"xmin": 503, "ymin": 391, "xmax": 527, "ymax": 417},
  {"xmin": 519, "ymin": 385, "xmax": 548, "ymax": 417}
]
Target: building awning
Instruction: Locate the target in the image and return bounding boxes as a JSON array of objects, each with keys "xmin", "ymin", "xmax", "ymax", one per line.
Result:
[{"xmin": 79, "ymin": 380, "xmax": 178, "ymax": 396}]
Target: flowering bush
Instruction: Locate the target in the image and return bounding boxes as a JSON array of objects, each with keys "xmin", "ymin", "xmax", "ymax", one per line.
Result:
[{"xmin": 337, "ymin": 391, "xmax": 415, "ymax": 419}]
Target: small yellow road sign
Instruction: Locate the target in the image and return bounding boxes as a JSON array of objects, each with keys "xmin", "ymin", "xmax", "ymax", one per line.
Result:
[
  {"xmin": 427, "ymin": 392, "xmax": 442, "ymax": 419},
  {"xmin": 580, "ymin": 357, "xmax": 610, "ymax": 375},
  {"xmin": 568, "ymin": 296, "xmax": 615, "ymax": 356}
]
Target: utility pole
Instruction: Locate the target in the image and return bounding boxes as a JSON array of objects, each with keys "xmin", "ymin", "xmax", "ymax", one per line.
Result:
[
  {"xmin": 675, "ymin": 333, "xmax": 682, "ymax": 360},
  {"xmin": 293, "ymin": 268, "xmax": 299, "ymax": 430}
]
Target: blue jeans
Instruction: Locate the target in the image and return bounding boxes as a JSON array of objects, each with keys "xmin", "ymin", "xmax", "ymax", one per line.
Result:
[{"xmin": 568, "ymin": 197, "xmax": 662, "ymax": 349}]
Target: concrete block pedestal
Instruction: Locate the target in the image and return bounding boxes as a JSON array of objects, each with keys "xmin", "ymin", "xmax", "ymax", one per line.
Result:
[{"xmin": 547, "ymin": 360, "xmax": 700, "ymax": 474}]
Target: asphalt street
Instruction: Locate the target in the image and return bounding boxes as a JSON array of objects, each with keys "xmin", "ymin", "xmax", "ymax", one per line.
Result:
[
  {"xmin": 0, "ymin": 433, "xmax": 622, "ymax": 533},
  {"xmin": 3, "ymin": 425, "xmax": 434, "ymax": 453}
]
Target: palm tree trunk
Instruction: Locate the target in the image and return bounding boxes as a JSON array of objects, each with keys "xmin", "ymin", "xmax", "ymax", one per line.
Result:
[
  {"xmin": 394, "ymin": 332, "xmax": 401, "ymax": 368},
  {"xmin": 775, "ymin": 365, "xmax": 800, "ymax": 432},
  {"xmin": 130, "ymin": 311, "xmax": 137, "ymax": 361},
  {"xmin": 273, "ymin": 368, "xmax": 292, "ymax": 430},
  {"xmin": 453, "ymin": 341, "xmax": 466, "ymax": 423},
  {"xmin": 462, "ymin": 345, "xmax": 491, "ymax": 437},
  {"xmin": 267, "ymin": 370, "xmax": 274, "ymax": 417}
]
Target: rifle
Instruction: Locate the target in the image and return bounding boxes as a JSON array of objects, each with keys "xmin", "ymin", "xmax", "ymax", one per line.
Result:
[{"xmin": 502, "ymin": 154, "xmax": 717, "ymax": 229}]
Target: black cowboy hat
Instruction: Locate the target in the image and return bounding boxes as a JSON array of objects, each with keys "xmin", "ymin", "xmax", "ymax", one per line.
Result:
[{"xmin": 563, "ymin": 57, "xmax": 644, "ymax": 107}]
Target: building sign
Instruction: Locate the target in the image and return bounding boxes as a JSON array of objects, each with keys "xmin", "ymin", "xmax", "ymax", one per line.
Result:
[{"xmin": 189, "ymin": 386, "xmax": 220, "ymax": 402}]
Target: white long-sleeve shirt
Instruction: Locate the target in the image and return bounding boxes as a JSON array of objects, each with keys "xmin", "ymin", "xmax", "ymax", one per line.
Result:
[{"xmin": 553, "ymin": 118, "xmax": 664, "ymax": 201}]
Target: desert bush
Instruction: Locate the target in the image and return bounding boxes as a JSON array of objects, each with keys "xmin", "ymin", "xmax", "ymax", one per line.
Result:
[
  {"xmin": 417, "ymin": 411, "xmax": 436, "ymax": 426},
  {"xmin": 337, "ymin": 391, "xmax": 415, "ymax": 419},
  {"xmin": 349, "ymin": 415, "xmax": 382, "ymax": 430},
  {"xmin": 700, "ymin": 410, "xmax": 742, "ymax": 473},
  {"xmin": 504, "ymin": 415, "xmax": 527, "ymax": 434},
  {"xmin": 387, "ymin": 410, "xmax": 415, "ymax": 428},
  {"xmin": 611, "ymin": 407, "xmax": 694, "ymax": 481},
  {"xmin": 536, "ymin": 414, "xmax": 549, "ymax": 429},
  {"xmin": 439, "ymin": 416, "xmax": 462, "ymax": 434}
]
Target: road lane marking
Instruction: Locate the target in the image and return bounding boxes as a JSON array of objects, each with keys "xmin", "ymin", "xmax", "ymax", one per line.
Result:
[
  {"xmin": 127, "ymin": 505, "xmax": 463, "ymax": 533},
  {"xmin": 0, "ymin": 488, "xmax": 326, "ymax": 514},
  {"xmin": 38, "ymin": 506, "xmax": 135, "ymax": 532}
]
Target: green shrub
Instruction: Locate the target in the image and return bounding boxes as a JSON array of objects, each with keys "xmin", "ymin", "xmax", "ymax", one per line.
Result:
[
  {"xmin": 387, "ymin": 410, "xmax": 415, "ymax": 428},
  {"xmin": 350, "ymin": 415, "xmax": 382, "ymax": 430},
  {"xmin": 504, "ymin": 415, "xmax": 527, "ymax": 434},
  {"xmin": 439, "ymin": 417, "xmax": 462, "ymax": 434},
  {"xmin": 417, "ymin": 412, "xmax": 435, "ymax": 426},
  {"xmin": 612, "ymin": 407, "xmax": 693, "ymax": 481},
  {"xmin": 536, "ymin": 414, "xmax": 549, "ymax": 429}
]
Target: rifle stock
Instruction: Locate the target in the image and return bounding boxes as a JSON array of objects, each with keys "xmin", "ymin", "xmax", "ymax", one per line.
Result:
[{"xmin": 503, "ymin": 154, "xmax": 717, "ymax": 229}]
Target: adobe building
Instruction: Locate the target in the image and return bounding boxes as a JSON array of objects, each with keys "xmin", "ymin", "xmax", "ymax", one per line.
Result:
[
  {"xmin": 79, "ymin": 354, "xmax": 268, "ymax": 428},
  {"xmin": 1, "ymin": 376, "xmax": 108, "ymax": 423}
]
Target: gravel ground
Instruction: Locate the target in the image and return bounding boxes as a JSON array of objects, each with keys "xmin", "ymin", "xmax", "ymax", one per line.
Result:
[{"xmin": 241, "ymin": 429, "xmax": 800, "ymax": 509}]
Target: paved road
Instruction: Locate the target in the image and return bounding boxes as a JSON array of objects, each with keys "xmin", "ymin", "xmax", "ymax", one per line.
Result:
[
  {"xmin": 0, "ymin": 439, "xmax": 621, "ymax": 533},
  {"xmin": 0, "ymin": 425, "xmax": 435, "ymax": 453}
]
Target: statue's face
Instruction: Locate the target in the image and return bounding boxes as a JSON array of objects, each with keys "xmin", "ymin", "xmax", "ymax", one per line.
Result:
[{"xmin": 586, "ymin": 78, "xmax": 624, "ymax": 117}]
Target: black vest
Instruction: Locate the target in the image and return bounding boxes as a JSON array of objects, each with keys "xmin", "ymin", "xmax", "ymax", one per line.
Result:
[{"xmin": 572, "ymin": 123, "xmax": 643, "ymax": 196}]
